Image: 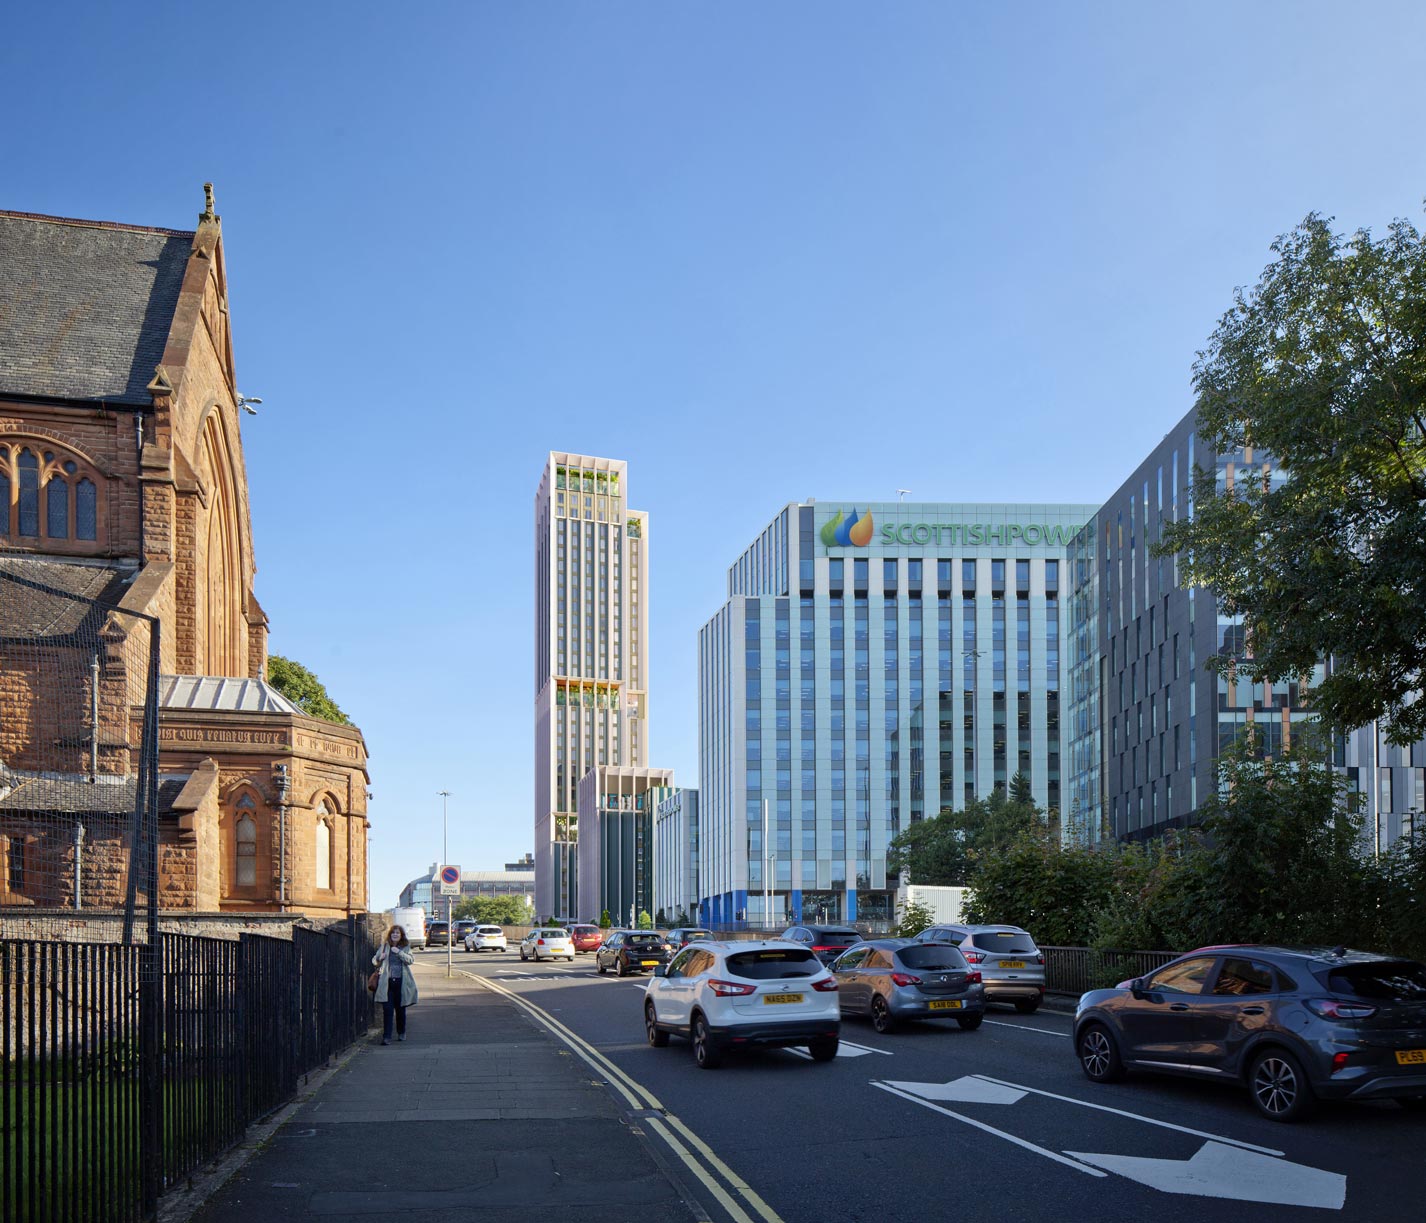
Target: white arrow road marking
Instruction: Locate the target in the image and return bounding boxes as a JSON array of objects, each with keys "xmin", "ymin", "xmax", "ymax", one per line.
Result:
[
  {"xmin": 972, "ymin": 1075, "xmax": 1283, "ymax": 1156},
  {"xmin": 784, "ymin": 1039, "xmax": 891, "ymax": 1060},
  {"xmin": 1065, "ymin": 1141, "xmax": 1347, "ymax": 1211},
  {"xmin": 882, "ymin": 1075, "xmax": 1026, "ymax": 1104},
  {"xmin": 872, "ymin": 1082, "xmax": 1106, "ymax": 1176}
]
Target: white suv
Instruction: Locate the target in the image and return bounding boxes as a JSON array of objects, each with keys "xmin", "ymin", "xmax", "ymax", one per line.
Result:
[
  {"xmin": 644, "ymin": 940, "xmax": 841, "ymax": 1068},
  {"xmin": 464, "ymin": 925, "xmax": 507, "ymax": 953}
]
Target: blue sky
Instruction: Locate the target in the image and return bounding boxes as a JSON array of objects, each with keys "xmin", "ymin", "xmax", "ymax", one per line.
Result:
[{"xmin": 6, "ymin": 2, "xmax": 1425, "ymax": 908}]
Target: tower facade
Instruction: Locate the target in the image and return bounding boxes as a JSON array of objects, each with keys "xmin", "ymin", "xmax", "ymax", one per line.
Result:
[{"xmin": 533, "ymin": 454, "xmax": 649, "ymax": 918}]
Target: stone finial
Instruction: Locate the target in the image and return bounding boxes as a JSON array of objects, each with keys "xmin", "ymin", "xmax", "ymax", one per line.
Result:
[{"xmin": 200, "ymin": 183, "xmax": 216, "ymax": 223}]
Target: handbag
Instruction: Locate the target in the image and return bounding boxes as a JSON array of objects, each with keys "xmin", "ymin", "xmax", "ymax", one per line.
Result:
[{"xmin": 366, "ymin": 969, "xmax": 380, "ymax": 993}]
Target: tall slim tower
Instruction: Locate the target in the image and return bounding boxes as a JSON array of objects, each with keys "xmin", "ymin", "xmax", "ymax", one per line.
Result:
[{"xmin": 534, "ymin": 453, "xmax": 649, "ymax": 918}]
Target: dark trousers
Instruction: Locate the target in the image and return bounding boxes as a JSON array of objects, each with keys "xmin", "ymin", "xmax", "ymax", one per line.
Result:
[{"xmin": 382, "ymin": 979, "xmax": 407, "ymax": 1039}]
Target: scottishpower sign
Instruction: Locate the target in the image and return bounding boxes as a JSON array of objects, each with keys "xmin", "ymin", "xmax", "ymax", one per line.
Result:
[{"xmin": 822, "ymin": 508, "xmax": 1082, "ymax": 549}]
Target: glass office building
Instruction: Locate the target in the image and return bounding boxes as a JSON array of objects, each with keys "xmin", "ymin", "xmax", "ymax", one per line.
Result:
[{"xmin": 696, "ymin": 500, "xmax": 1096, "ymax": 926}]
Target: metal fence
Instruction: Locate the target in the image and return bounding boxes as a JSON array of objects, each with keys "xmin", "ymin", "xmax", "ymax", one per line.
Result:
[
  {"xmin": 1, "ymin": 920, "xmax": 378, "ymax": 1223},
  {"xmin": 1040, "ymin": 946, "xmax": 1180, "ymax": 996}
]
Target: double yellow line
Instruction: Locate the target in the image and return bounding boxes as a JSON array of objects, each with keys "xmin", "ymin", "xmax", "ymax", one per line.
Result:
[{"xmin": 469, "ymin": 970, "xmax": 784, "ymax": 1223}]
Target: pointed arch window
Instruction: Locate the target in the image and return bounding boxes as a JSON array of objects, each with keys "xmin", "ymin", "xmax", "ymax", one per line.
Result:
[
  {"xmin": 315, "ymin": 801, "xmax": 332, "ymax": 891},
  {"xmin": 0, "ymin": 443, "xmax": 101, "ymax": 545},
  {"xmin": 235, "ymin": 793, "xmax": 257, "ymax": 887}
]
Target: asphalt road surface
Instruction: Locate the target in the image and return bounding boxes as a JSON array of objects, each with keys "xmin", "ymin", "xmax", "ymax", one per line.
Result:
[{"xmin": 433, "ymin": 946, "xmax": 1418, "ymax": 1221}]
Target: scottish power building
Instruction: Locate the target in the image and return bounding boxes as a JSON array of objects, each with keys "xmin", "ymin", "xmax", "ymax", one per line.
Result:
[{"xmin": 695, "ymin": 501, "xmax": 1095, "ymax": 926}]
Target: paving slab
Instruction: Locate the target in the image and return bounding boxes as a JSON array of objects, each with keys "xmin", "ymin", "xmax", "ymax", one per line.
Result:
[{"xmin": 189, "ymin": 961, "xmax": 700, "ymax": 1223}]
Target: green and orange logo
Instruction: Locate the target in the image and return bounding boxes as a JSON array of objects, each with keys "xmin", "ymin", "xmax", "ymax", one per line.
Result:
[{"xmin": 821, "ymin": 509, "xmax": 874, "ymax": 547}]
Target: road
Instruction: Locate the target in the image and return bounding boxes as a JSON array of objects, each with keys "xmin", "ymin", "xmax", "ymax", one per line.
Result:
[{"xmin": 427, "ymin": 945, "xmax": 1417, "ymax": 1221}]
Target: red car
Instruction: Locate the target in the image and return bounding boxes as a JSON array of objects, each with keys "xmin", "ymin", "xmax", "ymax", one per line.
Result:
[{"xmin": 569, "ymin": 924, "xmax": 605, "ymax": 954}]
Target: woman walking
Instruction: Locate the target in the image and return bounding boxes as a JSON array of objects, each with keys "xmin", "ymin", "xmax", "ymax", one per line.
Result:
[{"xmin": 373, "ymin": 924, "xmax": 418, "ymax": 1044}]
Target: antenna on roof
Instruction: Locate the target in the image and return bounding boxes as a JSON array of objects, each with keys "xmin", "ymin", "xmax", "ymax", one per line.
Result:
[{"xmin": 200, "ymin": 183, "xmax": 216, "ymax": 224}]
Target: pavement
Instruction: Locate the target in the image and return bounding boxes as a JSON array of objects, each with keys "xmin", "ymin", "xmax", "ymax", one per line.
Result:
[{"xmin": 189, "ymin": 958, "xmax": 702, "ymax": 1223}]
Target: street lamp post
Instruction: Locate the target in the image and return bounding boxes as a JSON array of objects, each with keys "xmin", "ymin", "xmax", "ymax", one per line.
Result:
[{"xmin": 438, "ymin": 790, "xmax": 452, "ymax": 977}]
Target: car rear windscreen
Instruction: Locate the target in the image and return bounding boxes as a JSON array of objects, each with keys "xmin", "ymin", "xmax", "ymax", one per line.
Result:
[
  {"xmin": 684, "ymin": 931, "xmax": 713, "ymax": 940},
  {"xmin": 727, "ymin": 949, "xmax": 822, "ymax": 979},
  {"xmin": 541, "ymin": 929, "xmax": 566, "ymax": 938},
  {"xmin": 971, "ymin": 932, "xmax": 1037, "ymax": 955},
  {"xmin": 478, "ymin": 927, "xmax": 502, "ymax": 934},
  {"xmin": 627, "ymin": 933, "xmax": 663, "ymax": 945},
  {"xmin": 816, "ymin": 932, "xmax": 862, "ymax": 947},
  {"xmin": 898, "ymin": 945, "xmax": 969, "ymax": 971},
  {"xmin": 1324, "ymin": 961, "xmax": 1426, "ymax": 1001}
]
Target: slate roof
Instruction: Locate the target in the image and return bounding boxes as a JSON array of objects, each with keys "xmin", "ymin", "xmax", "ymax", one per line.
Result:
[
  {"xmin": 0, "ymin": 555, "xmax": 138, "ymax": 640},
  {"xmin": 160, "ymin": 675, "xmax": 302, "ymax": 716},
  {"xmin": 0, "ymin": 772, "xmax": 187, "ymax": 816},
  {"xmin": 0, "ymin": 211, "xmax": 194, "ymax": 405}
]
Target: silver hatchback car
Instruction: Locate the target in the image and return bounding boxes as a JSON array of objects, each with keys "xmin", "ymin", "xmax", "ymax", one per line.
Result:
[
  {"xmin": 832, "ymin": 938, "xmax": 985, "ymax": 1033},
  {"xmin": 913, "ymin": 924, "xmax": 1046, "ymax": 1013}
]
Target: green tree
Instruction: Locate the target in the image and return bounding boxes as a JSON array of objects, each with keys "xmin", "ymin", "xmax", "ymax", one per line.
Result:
[
  {"xmin": 887, "ymin": 788, "xmax": 1043, "ymax": 886},
  {"xmin": 895, "ymin": 899, "xmax": 937, "ymax": 939},
  {"xmin": 599, "ymin": 909, "xmax": 613, "ymax": 928},
  {"xmin": 655, "ymin": 908, "xmax": 667, "ymax": 927},
  {"xmin": 1157, "ymin": 211, "xmax": 1426, "ymax": 745},
  {"xmin": 453, "ymin": 895, "xmax": 533, "ymax": 926},
  {"xmin": 636, "ymin": 910, "xmax": 653, "ymax": 930},
  {"xmin": 266, "ymin": 654, "xmax": 351, "ymax": 725},
  {"xmin": 963, "ymin": 825, "xmax": 1115, "ymax": 947}
]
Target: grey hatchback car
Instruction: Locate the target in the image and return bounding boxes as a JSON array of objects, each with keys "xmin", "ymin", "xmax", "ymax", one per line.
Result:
[
  {"xmin": 913, "ymin": 924, "xmax": 1046, "ymax": 1013},
  {"xmin": 1074, "ymin": 945, "xmax": 1426, "ymax": 1121},
  {"xmin": 832, "ymin": 938, "xmax": 985, "ymax": 1033}
]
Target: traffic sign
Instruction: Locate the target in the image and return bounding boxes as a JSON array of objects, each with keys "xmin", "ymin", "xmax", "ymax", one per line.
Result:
[{"xmin": 439, "ymin": 864, "xmax": 460, "ymax": 896}]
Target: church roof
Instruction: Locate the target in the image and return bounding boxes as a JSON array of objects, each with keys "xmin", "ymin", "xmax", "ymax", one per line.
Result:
[
  {"xmin": 0, "ymin": 771, "xmax": 187, "ymax": 816},
  {"xmin": 0, "ymin": 211, "xmax": 194, "ymax": 406},
  {"xmin": 160, "ymin": 674, "xmax": 303, "ymax": 716},
  {"xmin": 0, "ymin": 556, "xmax": 139, "ymax": 639}
]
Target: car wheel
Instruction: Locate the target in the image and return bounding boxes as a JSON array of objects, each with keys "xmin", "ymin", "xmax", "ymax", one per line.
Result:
[
  {"xmin": 645, "ymin": 1003, "xmax": 669, "ymax": 1048},
  {"xmin": 871, "ymin": 995, "xmax": 896, "ymax": 1034},
  {"xmin": 1077, "ymin": 1022, "xmax": 1125, "ymax": 1083},
  {"xmin": 597, "ymin": 957, "xmax": 606, "ymax": 975},
  {"xmin": 692, "ymin": 1014, "xmax": 722, "ymax": 1069},
  {"xmin": 1249, "ymin": 1048, "xmax": 1315, "ymax": 1122},
  {"xmin": 956, "ymin": 1013, "xmax": 984, "ymax": 1031},
  {"xmin": 1014, "ymin": 998, "xmax": 1041, "ymax": 1015},
  {"xmin": 808, "ymin": 1037, "xmax": 839, "ymax": 1062},
  {"xmin": 616, "ymin": 957, "xmax": 628, "ymax": 978}
]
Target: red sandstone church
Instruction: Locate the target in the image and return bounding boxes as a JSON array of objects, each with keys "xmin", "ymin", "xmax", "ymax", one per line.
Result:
[{"xmin": 0, "ymin": 188, "xmax": 369, "ymax": 918}]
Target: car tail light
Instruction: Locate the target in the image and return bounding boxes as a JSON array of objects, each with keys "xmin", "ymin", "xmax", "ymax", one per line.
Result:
[
  {"xmin": 967, "ymin": 970, "xmax": 982, "ymax": 984},
  {"xmin": 1331, "ymin": 1052, "xmax": 1352, "ymax": 1074},
  {"xmin": 1304, "ymin": 998, "xmax": 1376, "ymax": 1020},
  {"xmin": 811, "ymin": 977, "xmax": 839, "ymax": 992},
  {"xmin": 811, "ymin": 945, "xmax": 837, "ymax": 954},
  {"xmin": 962, "ymin": 950, "xmax": 985, "ymax": 964},
  {"xmin": 1036, "ymin": 954, "xmax": 1045, "ymax": 965},
  {"xmin": 537, "ymin": 938, "xmax": 545, "ymax": 945},
  {"xmin": 708, "ymin": 978, "xmax": 757, "ymax": 997},
  {"xmin": 890, "ymin": 972, "xmax": 922, "ymax": 987}
]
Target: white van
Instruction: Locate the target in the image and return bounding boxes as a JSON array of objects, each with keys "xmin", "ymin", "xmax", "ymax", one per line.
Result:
[{"xmin": 391, "ymin": 905, "xmax": 427, "ymax": 949}]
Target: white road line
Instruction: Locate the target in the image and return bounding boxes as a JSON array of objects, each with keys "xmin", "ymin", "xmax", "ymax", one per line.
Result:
[
  {"xmin": 839, "ymin": 1039, "xmax": 894, "ymax": 1056},
  {"xmin": 984, "ymin": 1019, "xmax": 1069, "ymax": 1038},
  {"xmin": 872, "ymin": 1081, "xmax": 1107, "ymax": 1177},
  {"xmin": 971, "ymin": 1075, "xmax": 1285, "ymax": 1157}
]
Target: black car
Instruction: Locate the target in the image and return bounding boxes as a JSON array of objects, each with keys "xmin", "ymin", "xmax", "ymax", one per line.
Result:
[
  {"xmin": 426, "ymin": 920, "xmax": 451, "ymax": 947},
  {"xmin": 779, "ymin": 925, "xmax": 864, "ymax": 966},
  {"xmin": 596, "ymin": 930, "xmax": 672, "ymax": 977},
  {"xmin": 666, "ymin": 927, "xmax": 715, "ymax": 948},
  {"xmin": 1074, "ymin": 944, "xmax": 1426, "ymax": 1121}
]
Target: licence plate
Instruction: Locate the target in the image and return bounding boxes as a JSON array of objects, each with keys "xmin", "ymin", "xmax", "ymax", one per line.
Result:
[
  {"xmin": 1396, "ymin": 1049, "xmax": 1426, "ymax": 1065},
  {"xmin": 764, "ymin": 993, "xmax": 804, "ymax": 1005},
  {"xmin": 928, "ymin": 1000, "xmax": 964, "ymax": 1011},
  {"xmin": 641, "ymin": 960, "xmax": 659, "ymax": 966},
  {"xmin": 999, "ymin": 961, "xmax": 1026, "ymax": 969}
]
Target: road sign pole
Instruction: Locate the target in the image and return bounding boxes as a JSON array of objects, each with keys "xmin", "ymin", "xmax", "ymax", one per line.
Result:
[{"xmin": 448, "ymin": 894, "xmax": 453, "ymax": 978}]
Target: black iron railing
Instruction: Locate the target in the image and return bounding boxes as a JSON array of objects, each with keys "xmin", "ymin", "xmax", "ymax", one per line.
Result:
[
  {"xmin": 1040, "ymin": 946, "xmax": 1181, "ymax": 996},
  {"xmin": 0, "ymin": 920, "xmax": 378, "ymax": 1223}
]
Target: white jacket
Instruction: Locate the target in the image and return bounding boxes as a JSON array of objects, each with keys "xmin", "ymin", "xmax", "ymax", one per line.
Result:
[{"xmin": 372, "ymin": 943, "xmax": 419, "ymax": 1007}]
